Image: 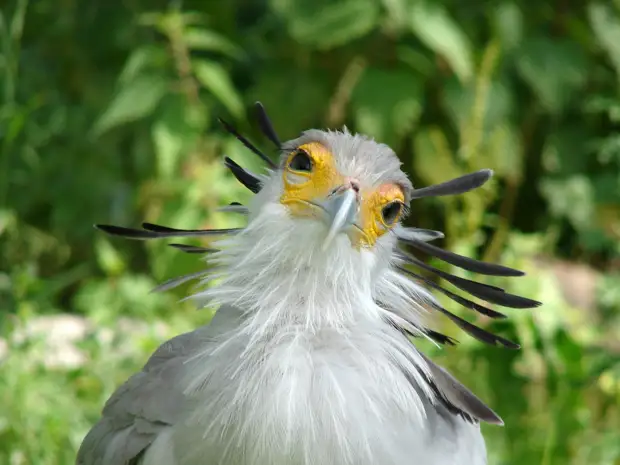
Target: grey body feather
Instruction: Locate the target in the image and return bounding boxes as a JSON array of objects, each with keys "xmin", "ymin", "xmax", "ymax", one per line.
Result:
[
  {"xmin": 77, "ymin": 308, "xmax": 242, "ymax": 465},
  {"xmin": 77, "ymin": 306, "xmax": 488, "ymax": 465}
]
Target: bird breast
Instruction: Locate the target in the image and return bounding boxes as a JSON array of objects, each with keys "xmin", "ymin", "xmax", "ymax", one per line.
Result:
[{"xmin": 142, "ymin": 313, "xmax": 484, "ymax": 465}]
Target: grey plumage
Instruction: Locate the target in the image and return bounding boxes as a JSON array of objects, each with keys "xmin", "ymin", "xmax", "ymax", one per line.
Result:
[
  {"xmin": 77, "ymin": 309, "xmax": 242, "ymax": 465},
  {"xmin": 79, "ymin": 104, "xmax": 540, "ymax": 465}
]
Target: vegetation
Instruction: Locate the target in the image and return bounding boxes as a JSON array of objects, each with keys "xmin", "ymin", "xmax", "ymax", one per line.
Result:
[{"xmin": 1, "ymin": 0, "xmax": 619, "ymax": 464}]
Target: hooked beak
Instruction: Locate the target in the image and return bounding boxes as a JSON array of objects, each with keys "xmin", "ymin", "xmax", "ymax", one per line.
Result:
[{"xmin": 320, "ymin": 188, "xmax": 359, "ymax": 251}]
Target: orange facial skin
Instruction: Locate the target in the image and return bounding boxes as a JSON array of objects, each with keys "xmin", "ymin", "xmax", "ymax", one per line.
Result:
[{"xmin": 280, "ymin": 142, "xmax": 405, "ymax": 248}]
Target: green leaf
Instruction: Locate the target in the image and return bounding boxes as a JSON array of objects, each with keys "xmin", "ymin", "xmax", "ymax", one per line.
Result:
[
  {"xmin": 443, "ymin": 78, "xmax": 514, "ymax": 129},
  {"xmin": 271, "ymin": 0, "xmax": 379, "ymax": 49},
  {"xmin": 486, "ymin": 123, "xmax": 522, "ymax": 182},
  {"xmin": 138, "ymin": 11, "xmax": 165, "ymax": 28},
  {"xmin": 492, "ymin": 3, "xmax": 523, "ymax": 50},
  {"xmin": 94, "ymin": 237, "xmax": 126, "ymax": 276},
  {"xmin": 183, "ymin": 28, "xmax": 242, "ymax": 59},
  {"xmin": 592, "ymin": 173, "xmax": 620, "ymax": 203},
  {"xmin": 9, "ymin": 0, "xmax": 28, "ymax": 42},
  {"xmin": 412, "ymin": 127, "xmax": 461, "ymax": 189},
  {"xmin": 516, "ymin": 38, "xmax": 588, "ymax": 114},
  {"xmin": 351, "ymin": 66, "xmax": 423, "ymax": 146},
  {"xmin": 409, "ymin": 2, "xmax": 473, "ymax": 83},
  {"xmin": 397, "ymin": 45, "xmax": 435, "ymax": 77},
  {"xmin": 595, "ymin": 133, "xmax": 620, "ymax": 164},
  {"xmin": 588, "ymin": 3, "xmax": 620, "ymax": 81},
  {"xmin": 539, "ymin": 175, "xmax": 595, "ymax": 231},
  {"xmin": 193, "ymin": 60, "xmax": 244, "ymax": 118},
  {"xmin": 152, "ymin": 95, "xmax": 203, "ymax": 179},
  {"xmin": 118, "ymin": 46, "xmax": 169, "ymax": 84},
  {"xmin": 541, "ymin": 126, "xmax": 591, "ymax": 175},
  {"xmin": 583, "ymin": 95, "xmax": 620, "ymax": 123},
  {"xmin": 93, "ymin": 75, "xmax": 167, "ymax": 135},
  {"xmin": 151, "ymin": 132, "xmax": 182, "ymax": 181},
  {"xmin": 380, "ymin": 0, "xmax": 409, "ymax": 33}
]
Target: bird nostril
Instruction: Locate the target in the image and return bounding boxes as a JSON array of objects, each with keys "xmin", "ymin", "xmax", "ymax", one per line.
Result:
[
  {"xmin": 346, "ymin": 178, "xmax": 361, "ymax": 193},
  {"xmin": 331, "ymin": 178, "xmax": 361, "ymax": 197}
]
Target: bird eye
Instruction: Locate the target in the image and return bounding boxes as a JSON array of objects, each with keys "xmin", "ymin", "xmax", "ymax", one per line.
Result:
[
  {"xmin": 288, "ymin": 149, "xmax": 313, "ymax": 172},
  {"xmin": 381, "ymin": 201, "xmax": 403, "ymax": 225}
]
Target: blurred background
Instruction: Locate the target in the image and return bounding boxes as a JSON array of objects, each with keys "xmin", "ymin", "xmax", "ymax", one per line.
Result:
[{"xmin": 1, "ymin": 0, "xmax": 620, "ymax": 464}]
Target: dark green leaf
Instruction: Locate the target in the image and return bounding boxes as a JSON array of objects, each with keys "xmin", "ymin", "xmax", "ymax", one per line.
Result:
[{"xmin": 248, "ymin": 66, "xmax": 329, "ymax": 138}]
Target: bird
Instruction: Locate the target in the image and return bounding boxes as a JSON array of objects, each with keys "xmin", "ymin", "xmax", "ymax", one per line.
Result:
[{"xmin": 77, "ymin": 102, "xmax": 541, "ymax": 465}]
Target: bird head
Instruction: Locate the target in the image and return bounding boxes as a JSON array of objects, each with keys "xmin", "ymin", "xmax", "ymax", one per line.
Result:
[
  {"xmin": 239, "ymin": 128, "xmax": 414, "ymax": 286},
  {"xmin": 273, "ymin": 130, "xmax": 411, "ymax": 251}
]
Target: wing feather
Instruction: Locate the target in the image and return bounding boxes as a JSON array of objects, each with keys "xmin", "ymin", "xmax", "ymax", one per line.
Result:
[{"xmin": 76, "ymin": 307, "xmax": 243, "ymax": 465}]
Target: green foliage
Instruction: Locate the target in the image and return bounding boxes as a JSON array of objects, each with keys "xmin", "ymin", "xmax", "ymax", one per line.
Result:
[
  {"xmin": 409, "ymin": 2, "xmax": 473, "ymax": 83},
  {"xmin": 272, "ymin": 0, "xmax": 380, "ymax": 49},
  {"xmin": 1, "ymin": 0, "xmax": 619, "ymax": 464}
]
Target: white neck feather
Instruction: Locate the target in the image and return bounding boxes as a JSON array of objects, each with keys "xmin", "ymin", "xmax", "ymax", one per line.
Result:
[
  {"xmin": 173, "ymin": 203, "xmax": 443, "ymax": 465},
  {"xmin": 194, "ymin": 203, "xmax": 433, "ymax": 338}
]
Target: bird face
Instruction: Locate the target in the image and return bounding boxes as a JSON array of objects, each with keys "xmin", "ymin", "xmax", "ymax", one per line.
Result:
[{"xmin": 276, "ymin": 130, "xmax": 412, "ymax": 251}]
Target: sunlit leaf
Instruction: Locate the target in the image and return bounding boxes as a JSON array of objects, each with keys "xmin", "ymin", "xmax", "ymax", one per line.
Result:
[
  {"xmin": 193, "ymin": 59, "xmax": 244, "ymax": 118},
  {"xmin": 271, "ymin": 0, "xmax": 379, "ymax": 49},
  {"xmin": 94, "ymin": 237, "xmax": 126, "ymax": 276},
  {"xmin": 139, "ymin": 10, "xmax": 207, "ymax": 31},
  {"xmin": 93, "ymin": 75, "xmax": 168, "ymax": 135},
  {"xmin": 409, "ymin": 2, "xmax": 473, "ymax": 83},
  {"xmin": 492, "ymin": 3, "xmax": 523, "ymax": 50},
  {"xmin": 588, "ymin": 3, "xmax": 620, "ymax": 80},
  {"xmin": 380, "ymin": 0, "xmax": 409, "ymax": 33},
  {"xmin": 595, "ymin": 134, "xmax": 620, "ymax": 164},
  {"xmin": 539, "ymin": 175, "xmax": 595, "ymax": 230},
  {"xmin": 184, "ymin": 28, "xmax": 242, "ymax": 59},
  {"xmin": 8, "ymin": 0, "xmax": 27, "ymax": 42},
  {"xmin": 119, "ymin": 46, "xmax": 169, "ymax": 84},
  {"xmin": 487, "ymin": 123, "xmax": 522, "ymax": 182}
]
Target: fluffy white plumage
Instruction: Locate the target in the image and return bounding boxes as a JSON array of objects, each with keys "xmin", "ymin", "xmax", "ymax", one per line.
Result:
[{"xmin": 77, "ymin": 116, "xmax": 536, "ymax": 465}]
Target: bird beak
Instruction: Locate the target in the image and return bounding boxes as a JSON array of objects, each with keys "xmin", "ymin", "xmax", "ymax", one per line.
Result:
[{"xmin": 320, "ymin": 187, "xmax": 359, "ymax": 251}]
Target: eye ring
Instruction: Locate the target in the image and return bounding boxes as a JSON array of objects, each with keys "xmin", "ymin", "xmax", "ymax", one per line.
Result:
[
  {"xmin": 288, "ymin": 149, "xmax": 313, "ymax": 173},
  {"xmin": 381, "ymin": 201, "xmax": 403, "ymax": 226}
]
